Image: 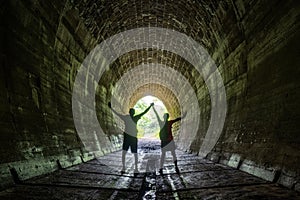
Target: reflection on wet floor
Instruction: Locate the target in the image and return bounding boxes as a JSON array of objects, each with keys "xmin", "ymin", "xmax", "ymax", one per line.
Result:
[{"xmin": 0, "ymin": 139, "xmax": 299, "ymax": 199}]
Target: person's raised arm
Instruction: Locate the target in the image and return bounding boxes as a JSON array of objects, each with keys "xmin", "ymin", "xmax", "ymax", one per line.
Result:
[
  {"xmin": 172, "ymin": 111, "xmax": 187, "ymax": 123},
  {"xmin": 152, "ymin": 106, "xmax": 163, "ymax": 127},
  {"xmin": 108, "ymin": 102, "xmax": 123, "ymax": 118},
  {"xmin": 135, "ymin": 103, "xmax": 154, "ymax": 118}
]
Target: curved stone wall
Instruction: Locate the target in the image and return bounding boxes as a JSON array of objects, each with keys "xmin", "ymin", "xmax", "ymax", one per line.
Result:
[{"xmin": 0, "ymin": 0, "xmax": 299, "ymax": 191}]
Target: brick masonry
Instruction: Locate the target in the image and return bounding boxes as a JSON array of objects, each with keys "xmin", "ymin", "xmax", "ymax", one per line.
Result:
[{"xmin": 0, "ymin": 0, "xmax": 299, "ymax": 192}]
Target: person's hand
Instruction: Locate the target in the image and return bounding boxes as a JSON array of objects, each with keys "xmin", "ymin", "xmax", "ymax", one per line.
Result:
[
  {"xmin": 150, "ymin": 102, "xmax": 154, "ymax": 106},
  {"xmin": 108, "ymin": 102, "xmax": 111, "ymax": 108}
]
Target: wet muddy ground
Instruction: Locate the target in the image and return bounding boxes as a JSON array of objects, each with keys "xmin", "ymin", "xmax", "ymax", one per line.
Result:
[{"xmin": 0, "ymin": 139, "xmax": 299, "ymax": 199}]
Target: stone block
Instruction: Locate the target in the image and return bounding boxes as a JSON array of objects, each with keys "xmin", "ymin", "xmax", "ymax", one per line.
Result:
[
  {"xmin": 295, "ymin": 182, "xmax": 300, "ymax": 192},
  {"xmin": 278, "ymin": 173, "xmax": 296, "ymax": 189},
  {"xmin": 219, "ymin": 152, "xmax": 232, "ymax": 165},
  {"xmin": 59, "ymin": 155, "xmax": 82, "ymax": 168},
  {"xmin": 278, "ymin": 169, "xmax": 298, "ymax": 189},
  {"xmin": 6, "ymin": 157, "xmax": 58, "ymax": 182},
  {"xmin": 206, "ymin": 152, "xmax": 220, "ymax": 162},
  {"xmin": 0, "ymin": 165, "xmax": 14, "ymax": 190},
  {"xmin": 240, "ymin": 159, "xmax": 278, "ymax": 182},
  {"xmin": 227, "ymin": 153, "xmax": 241, "ymax": 168},
  {"xmin": 93, "ymin": 150, "xmax": 105, "ymax": 158},
  {"xmin": 81, "ymin": 152, "xmax": 95, "ymax": 162}
]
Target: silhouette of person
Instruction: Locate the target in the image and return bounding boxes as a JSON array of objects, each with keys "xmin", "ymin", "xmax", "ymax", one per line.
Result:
[
  {"xmin": 108, "ymin": 102, "xmax": 154, "ymax": 173},
  {"xmin": 153, "ymin": 107, "xmax": 186, "ymax": 174}
]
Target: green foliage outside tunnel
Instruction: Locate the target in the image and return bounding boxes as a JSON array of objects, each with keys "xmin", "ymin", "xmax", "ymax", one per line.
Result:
[{"xmin": 134, "ymin": 96, "xmax": 167, "ymax": 139}]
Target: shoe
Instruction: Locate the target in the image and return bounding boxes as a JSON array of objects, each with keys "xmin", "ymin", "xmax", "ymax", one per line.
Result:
[
  {"xmin": 133, "ymin": 169, "xmax": 139, "ymax": 177},
  {"xmin": 121, "ymin": 167, "xmax": 125, "ymax": 174},
  {"xmin": 159, "ymin": 168, "xmax": 163, "ymax": 175},
  {"xmin": 175, "ymin": 166, "xmax": 180, "ymax": 174},
  {"xmin": 174, "ymin": 160, "xmax": 178, "ymax": 168}
]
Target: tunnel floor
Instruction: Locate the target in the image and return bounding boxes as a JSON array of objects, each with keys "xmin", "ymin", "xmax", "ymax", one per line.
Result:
[{"xmin": 0, "ymin": 139, "xmax": 299, "ymax": 200}]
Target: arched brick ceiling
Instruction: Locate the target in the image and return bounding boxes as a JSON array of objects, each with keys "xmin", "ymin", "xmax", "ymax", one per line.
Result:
[
  {"xmin": 72, "ymin": 0, "xmax": 228, "ymax": 50},
  {"xmin": 105, "ymin": 49, "xmax": 203, "ymax": 89},
  {"xmin": 99, "ymin": 48, "xmax": 207, "ymax": 112},
  {"xmin": 85, "ymin": 0, "xmax": 237, "ymax": 145},
  {"xmin": 73, "ymin": 0, "xmax": 238, "ymax": 97},
  {"xmin": 111, "ymin": 62, "xmax": 200, "ymax": 119},
  {"xmin": 129, "ymin": 83, "xmax": 180, "ymax": 118},
  {"xmin": 79, "ymin": 0, "xmax": 236, "ymax": 112}
]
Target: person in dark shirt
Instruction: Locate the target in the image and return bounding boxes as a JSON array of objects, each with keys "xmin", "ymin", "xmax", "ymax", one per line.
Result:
[
  {"xmin": 153, "ymin": 107, "xmax": 186, "ymax": 174},
  {"xmin": 108, "ymin": 102, "xmax": 154, "ymax": 173}
]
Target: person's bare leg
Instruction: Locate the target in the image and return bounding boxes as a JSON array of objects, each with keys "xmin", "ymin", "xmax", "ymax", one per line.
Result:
[
  {"xmin": 122, "ymin": 150, "xmax": 127, "ymax": 172},
  {"xmin": 171, "ymin": 149, "xmax": 179, "ymax": 173},
  {"xmin": 171, "ymin": 149, "xmax": 177, "ymax": 166},
  {"xmin": 134, "ymin": 153, "xmax": 138, "ymax": 172},
  {"xmin": 160, "ymin": 151, "xmax": 166, "ymax": 172}
]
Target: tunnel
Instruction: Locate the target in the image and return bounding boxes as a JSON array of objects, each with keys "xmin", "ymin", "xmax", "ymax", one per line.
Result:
[{"xmin": 0, "ymin": 0, "xmax": 300, "ymax": 199}]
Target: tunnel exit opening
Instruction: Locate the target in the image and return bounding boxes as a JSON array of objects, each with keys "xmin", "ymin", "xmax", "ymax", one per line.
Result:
[{"xmin": 133, "ymin": 95, "xmax": 168, "ymax": 139}]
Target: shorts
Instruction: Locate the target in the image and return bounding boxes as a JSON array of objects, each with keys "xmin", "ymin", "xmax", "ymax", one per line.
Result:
[
  {"xmin": 161, "ymin": 140, "xmax": 176, "ymax": 152},
  {"xmin": 122, "ymin": 132, "xmax": 137, "ymax": 153}
]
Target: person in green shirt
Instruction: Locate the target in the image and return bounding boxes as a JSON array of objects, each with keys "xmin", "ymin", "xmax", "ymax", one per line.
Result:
[{"xmin": 108, "ymin": 102, "xmax": 154, "ymax": 173}]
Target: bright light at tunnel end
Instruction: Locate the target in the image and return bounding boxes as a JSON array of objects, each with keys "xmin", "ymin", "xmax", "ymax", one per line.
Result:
[
  {"xmin": 72, "ymin": 27, "xmax": 227, "ymax": 162},
  {"xmin": 133, "ymin": 95, "xmax": 168, "ymax": 139},
  {"xmin": 142, "ymin": 95, "xmax": 165, "ymax": 107}
]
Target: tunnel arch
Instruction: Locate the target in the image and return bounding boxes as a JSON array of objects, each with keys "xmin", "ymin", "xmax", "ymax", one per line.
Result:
[
  {"xmin": 73, "ymin": 0, "xmax": 237, "ymax": 54},
  {"xmin": 111, "ymin": 63, "xmax": 199, "ymax": 116},
  {"xmin": 110, "ymin": 62, "xmax": 201, "ymax": 151},
  {"xmin": 1, "ymin": 0, "xmax": 299, "ymax": 192},
  {"xmin": 129, "ymin": 83, "xmax": 181, "ymax": 119},
  {"xmin": 132, "ymin": 95, "xmax": 168, "ymax": 139},
  {"xmin": 73, "ymin": 27, "xmax": 227, "ymax": 157}
]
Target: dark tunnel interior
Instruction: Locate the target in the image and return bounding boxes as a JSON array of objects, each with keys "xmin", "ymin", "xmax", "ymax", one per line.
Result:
[{"xmin": 0, "ymin": 0, "xmax": 300, "ymax": 199}]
